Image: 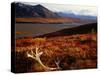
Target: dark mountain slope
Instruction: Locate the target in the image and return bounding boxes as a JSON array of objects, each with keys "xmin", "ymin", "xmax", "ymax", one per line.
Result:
[
  {"xmin": 14, "ymin": 2, "xmax": 59, "ymax": 18},
  {"xmin": 37, "ymin": 23, "xmax": 97, "ymax": 37},
  {"xmin": 32, "ymin": 4, "xmax": 59, "ymax": 18}
]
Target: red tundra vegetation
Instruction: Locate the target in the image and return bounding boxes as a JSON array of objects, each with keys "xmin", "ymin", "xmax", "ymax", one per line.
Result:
[{"xmin": 15, "ymin": 33, "xmax": 97, "ymax": 72}]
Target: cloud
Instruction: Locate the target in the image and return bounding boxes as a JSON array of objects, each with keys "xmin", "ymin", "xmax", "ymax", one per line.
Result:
[
  {"xmin": 41, "ymin": 3, "xmax": 97, "ymax": 16},
  {"xmin": 22, "ymin": 2, "xmax": 97, "ymax": 16}
]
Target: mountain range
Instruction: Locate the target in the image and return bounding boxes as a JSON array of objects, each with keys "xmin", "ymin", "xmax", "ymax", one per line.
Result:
[
  {"xmin": 15, "ymin": 2, "xmax": 96, "ymax": 18},
  {"xmin": 57, "ymin": 12, "xmax": 97, "ymax": 20},
  {"xmin": 15, "ymin": 2, "xmax": 59, "ymax": 18},
  {"xmin": 14, "ymin": 2, "xmax": 97, "ymax": 23}
]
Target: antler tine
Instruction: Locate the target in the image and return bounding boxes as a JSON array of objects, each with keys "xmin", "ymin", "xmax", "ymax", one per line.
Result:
[
  {"xmin": 27, "ymin": 51, "xmax": 36, "ymax": 59},
  {"xmin": 55, "ymin": 57, "xmax": 61, "ymax": 70},
  {"xmin": 36, "ymin": 46, "xmax": 39, "ymax": 56}
]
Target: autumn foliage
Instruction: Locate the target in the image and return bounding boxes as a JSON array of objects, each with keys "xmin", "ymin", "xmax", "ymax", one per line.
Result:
[{"xmin": 15, "ymin": 33, "xmax": 97, "ymax": 72}]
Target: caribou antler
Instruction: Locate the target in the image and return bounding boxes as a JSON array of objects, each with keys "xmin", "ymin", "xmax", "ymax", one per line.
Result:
[
  {"xmin": 26, "ymin": 46, "xmax": 60, "ymax": 71},
  {"xmin": 54, "ymin": 57, "xmax": 61, "ymax": 70}
]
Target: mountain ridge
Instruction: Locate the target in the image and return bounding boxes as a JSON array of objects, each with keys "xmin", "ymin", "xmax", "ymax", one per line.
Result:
[{"xmin": 15, "ymin": 2, "xmax": 59, "ymax": 18}]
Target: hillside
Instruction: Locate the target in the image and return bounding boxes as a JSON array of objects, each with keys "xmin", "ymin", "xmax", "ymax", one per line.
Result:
[{"xmin": 37, "ymin": 23, "xmax": 97, "ymax": 37}]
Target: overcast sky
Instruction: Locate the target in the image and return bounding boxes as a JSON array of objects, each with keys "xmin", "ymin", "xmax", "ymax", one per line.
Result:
[{"xmin": 22, "ymin": 2, "xmax": 97, "ymax": 16}]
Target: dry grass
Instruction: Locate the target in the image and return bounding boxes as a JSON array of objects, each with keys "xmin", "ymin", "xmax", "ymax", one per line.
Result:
[
  {"xmin": 14, "ymin": 33, "xmax": 97, "ymax": 72},
  {"xmin": 16, "ymin": 17, "xmax": 79, "ymax": 23}
]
